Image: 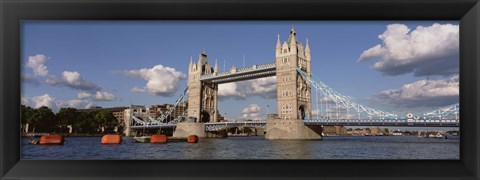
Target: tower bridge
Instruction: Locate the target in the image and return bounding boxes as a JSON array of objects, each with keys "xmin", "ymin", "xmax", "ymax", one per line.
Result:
[{"xmin": 127, "ymin": 27, "xmax": 460, "ymax": 139}]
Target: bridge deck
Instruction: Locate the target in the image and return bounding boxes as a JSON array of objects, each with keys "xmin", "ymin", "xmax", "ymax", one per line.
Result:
[{"xmin": 130, "ymin": 119, "xmax": 459, "ymax": 130}]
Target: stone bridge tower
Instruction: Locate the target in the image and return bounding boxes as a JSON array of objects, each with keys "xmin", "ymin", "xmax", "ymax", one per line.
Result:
[
  {"xmin": 275, "ymin": 27, "xmax": 312, "ymax": 120},
  {"xmin": 187, "ymin": 51, "xmax": 219, "ymax": 123}
]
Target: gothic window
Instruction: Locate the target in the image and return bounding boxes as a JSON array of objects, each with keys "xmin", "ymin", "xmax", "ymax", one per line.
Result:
[{"xmin": 284, "ymin": 49, "xmax": 288, "ymax": 53}]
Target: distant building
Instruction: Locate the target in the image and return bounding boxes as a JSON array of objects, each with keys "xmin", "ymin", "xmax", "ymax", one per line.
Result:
[
  {"xmin": 148, "ymin": 104, "xmax": 168, "ymax": 119},
  {"xmin": 77, "ymin": 106, "xmax": 129, "ymax": 124},
  {"xmin": 268, "ymin": 114, "xmax": 279, "ymax": 120}
]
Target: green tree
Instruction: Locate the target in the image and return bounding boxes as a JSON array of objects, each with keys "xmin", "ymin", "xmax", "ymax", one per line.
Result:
[
  {"xmin": 73, "ymin": 111, "xmax": 96, "ymax": 133},
  {"xmin": 30, "ymin": 106, "xmax": 56, "ymax": 132},
  {"xmin": 56, "ymin": 107, "xmax": 78, "ymax": 132},
  {"xmin": 94, "ymin": 110, "xmax": 118, "ymax": 133},
  {"xmin": 384, "ymin": 128, "xmax": 390, "ymax": 134},
  {"xmin": 21, "ymin": 105, "xmax": 35, "ymax": 132},
  {"xmin": 21, "ymin": 105, "xmax": 34, "ymax": 125}
]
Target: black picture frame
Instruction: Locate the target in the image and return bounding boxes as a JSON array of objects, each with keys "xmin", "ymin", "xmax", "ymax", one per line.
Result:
[{"xmin": 1, "ymin": 0, "xmax": 479, "ymax": 179}]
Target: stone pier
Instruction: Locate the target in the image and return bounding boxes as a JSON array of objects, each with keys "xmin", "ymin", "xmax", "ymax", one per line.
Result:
[
  {"xmin": 173, "ymin": 122, "xmax": 207, "ymax": 138},
  {"xmin": 265, "ymin": 119, "xmax": 322, "ymax": 140}
]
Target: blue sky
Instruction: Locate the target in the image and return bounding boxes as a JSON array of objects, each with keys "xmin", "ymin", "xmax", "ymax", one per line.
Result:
[{"xmin": 21, "ymin": 21, "xmax": 459, "ymax": 120}]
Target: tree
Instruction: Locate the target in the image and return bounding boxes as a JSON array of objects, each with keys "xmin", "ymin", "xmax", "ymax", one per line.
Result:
[
  {"xmin": 21, "ymin": 105, "xmax": 34, "ymax": 125},
  {"xmin": 56, "ymin": 107, "xmax": 78, "ymax": 132},
  {"xmin": 21, "ymin": 105, "xmax": 35, "ymax": 132},
  {"xmin": 94, "ymin": 110, "xmax": 118, "ymax": 133},
  {"xmin": 384, "ymin": 128, "xmax": 390, "ymax": 134},
  {"xmin": 73, "ymin": 111, "xmax": 96, "ymax": 133},
  {"xmin": 30, "ymin": 106, "xmax": 56, "ymax": 132}
]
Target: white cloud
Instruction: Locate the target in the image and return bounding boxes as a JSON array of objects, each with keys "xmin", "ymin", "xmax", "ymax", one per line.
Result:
[
  {"xmin": 46, "ymin": 71, "xmax": 100, "ymax": 91},
  {"xmin": 92, "ymin": 91, "xmax": 116, "ymax": 101},
  {"xmin": 22, "ymin": 94, "xmax": 95, "ymax": 112},
  {"xmin": 218, "ymin": 76, "xmax": 277, "ymax": 100},
  {"xmin": 30, "ymin": 94, "xmax": 57, "ymax": 109},
  {"xmin": 121, "ymin": 65, "xmax": 186, "ymax": 97},
  {"xmin": 372, "ymin": 76, "xmax": 459, "ymax": 108},
  {"xmin": 358, "ymin": 23, "xmax": 459, "ymax": 77},
  {"xmin": 250, "ymin": 76, "xmax": 277, "ymax": 97},
  {"xmin": 77, "ymin": 91, "xmax": 116, "ymax": 101},
  {"xmin": 26, "ymin": 54, "xmax": 49, "ymax": 77},
  {"xmin": 77, "ymin": 92, "xmax": 92, "ymax": 99},
  {"xmin": 59, "ymin": 99, "xmax": 94, "ymax": 110},
  {"xmin": 241, "ymin": 104, "xmax": 263, "ymax": 120},
  {"xmin": 218, "ymin": 83, "xmax": 247, "ymax": 99},
  {"xmin": 131, "ymin": 86, "xmax": 147, "ymax": 93}
]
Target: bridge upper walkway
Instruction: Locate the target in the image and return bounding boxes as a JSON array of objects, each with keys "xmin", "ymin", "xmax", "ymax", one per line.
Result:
[{"xmin": 200, "ymin": 62, "xmax": 276, "ymax": 84}]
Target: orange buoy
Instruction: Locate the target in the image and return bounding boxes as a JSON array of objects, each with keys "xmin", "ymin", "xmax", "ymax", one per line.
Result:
[
  {"xmin": 39, "ymin": 135, "xmax": 64, "ymax": 145},
  {"xmin": 187, "ymin": 135, "xmax": 199, "ymax": 143},
  {"xmin": 150, "ymin": 134, "xmax": 168, "ymax": 143},
  {"xmin": 101, "ymin": 134, "xmax": 122, "ymax": 144}
]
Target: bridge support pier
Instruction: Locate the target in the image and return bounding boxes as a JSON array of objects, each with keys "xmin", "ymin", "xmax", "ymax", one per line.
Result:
[
  {"xmin": 265, "ymin": 119, "xmax": 322, "ymax": 140},
  {"xmin": 173, "ymin": 122, "xmax": 207, "ymax": 138}
]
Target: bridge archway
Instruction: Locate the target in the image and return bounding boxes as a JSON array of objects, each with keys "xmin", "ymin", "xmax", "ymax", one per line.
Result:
[
  {"xmin": 200, "ymin": 111, "xmax": 210, "ymax": 123},
  {"xmin": 299, "ymin": 106, "xmax": 306, "ymax": 120}
]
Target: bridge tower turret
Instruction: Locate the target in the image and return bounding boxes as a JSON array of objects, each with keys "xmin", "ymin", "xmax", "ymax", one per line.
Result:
[
  {"xmin": 275, "ymin": 27, "xmax": 312, "ymax": 120},
  {"xmin": 187, "ymin": 51, "xmax": 218, "ymax": 123}
]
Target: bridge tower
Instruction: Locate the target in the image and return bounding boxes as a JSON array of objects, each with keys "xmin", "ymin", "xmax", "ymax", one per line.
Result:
[
  {"xmin": 187, "ymin": 51, "xmax": 219, "ymax": 123},
  {"xmin": 275, "ymin": 27, "xmax": 312, "ymax": 120}
]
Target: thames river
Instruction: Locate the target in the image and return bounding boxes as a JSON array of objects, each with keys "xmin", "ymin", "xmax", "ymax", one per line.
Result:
[{"xmin": 21, "ymin": 136, "xmax": 459, "ymax": 160}]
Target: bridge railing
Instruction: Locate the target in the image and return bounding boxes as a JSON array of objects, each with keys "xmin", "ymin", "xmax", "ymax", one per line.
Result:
[{"xmin": 200, "ymin": 62, "xmax": 276, "ymax": 80}]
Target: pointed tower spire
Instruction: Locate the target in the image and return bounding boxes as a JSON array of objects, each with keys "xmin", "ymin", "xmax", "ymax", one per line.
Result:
[
  {"xmin": 305, "ymin": 38, "xmax": 310, "ymax": 52},
  {"xmin": 276, "ymin": 34, "xmax": 281, "ymax": 49},
  {"xmin": 189, "ymin": 56, "xmax": 194, "ymax": 71},
  {"xmin": 305, "ymin": 38, "xmax": 311, "ymax": 61},
  {"xmin": 214, "ymin": 59, "xmax": 219, "ymax": 72},
  {"xmin": 287, "ymin": 25, "xmax": 297, "ymax": 46},
  {"xmin": 276, "ymin": 34, "xmax": 281, "ymax": 56},
  {"xmin": 289, "ymin": 26, "xmax": 297, "ymax": 54}
]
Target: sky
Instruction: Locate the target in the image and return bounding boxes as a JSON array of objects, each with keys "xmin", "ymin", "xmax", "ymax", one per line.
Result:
[{"xmin": 21, "ymin": 21, "xmax": 459, "ymax": 120}]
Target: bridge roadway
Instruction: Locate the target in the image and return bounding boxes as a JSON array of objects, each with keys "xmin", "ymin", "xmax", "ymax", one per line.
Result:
[{"xmin": 130, "ymin": 119, "xmax": 460, "ymax": 131}]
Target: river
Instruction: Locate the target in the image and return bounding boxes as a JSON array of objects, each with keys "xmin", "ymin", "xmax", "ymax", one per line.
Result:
[{"xmin": 21, "ymin": 135, "xmax": 459, "ymax": 160}]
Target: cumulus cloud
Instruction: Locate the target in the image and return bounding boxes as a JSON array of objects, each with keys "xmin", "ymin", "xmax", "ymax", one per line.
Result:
[
  {"xmin": 25, "ymin": 54, "xmax": 49, "ymax": 77},
  {"xmin": 241, "ymin": 104, "xmax": 263, "ymax": 120},
  {"xmin": 24, "ymin": 54, "xmax": 103, "ymax": 92},
  {"xmin": 45, "ymin": 71, "xmax": 100, "ymax": 91},
  {"xmin": 59, "ymin": 99, "xmax": 94, "ymax": 110},
  {"xmin": 77, "ymin": 91, "xmax": 116, "ymax": 101},
  {"xmin": 31, "ymin": 94, "xmax": 57, "ymax": 109},
  {"xmin": 21, "ymin": 73, "xmax": 41, "ymax": 87},
  {"xmin": 371, "ymin": 75, "xmax": 459, "ymax": 108},
  {"xmin": 218, "ymin": 76, "xmax": 277, "ymax": 100},
  {"xmin": 218, "ymin": 83, "xmax": 247, "ymax": 99},
  {"xmin": 358, "ymin": 23, "xmax": 459, "ymax": 77},
  {"xmin": 121, "ymin": 65, "xmax": 186, "ymax": 97},
  {"xmin": 131, "ymin": 86, "xmax": 147, "ymax": 93},
  {"xmin": 22, "ymin": 94, "xmax": 94, "ymax": 112}
]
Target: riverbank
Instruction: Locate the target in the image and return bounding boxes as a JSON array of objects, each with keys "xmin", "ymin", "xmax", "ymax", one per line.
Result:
[{"xmin": 22, "ymin": 133, "xmax": 116, "ymax": 137}]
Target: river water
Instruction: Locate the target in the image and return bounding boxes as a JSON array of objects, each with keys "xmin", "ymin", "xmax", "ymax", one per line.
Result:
[{"xmin": 21, "ymin": 136, "xmax": 459, "ymax": 160}]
